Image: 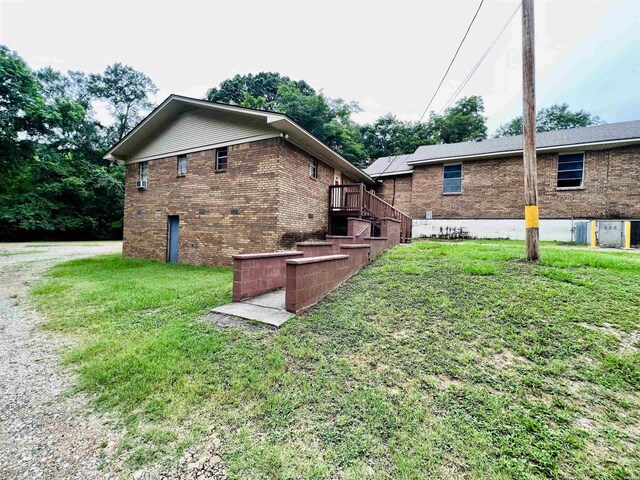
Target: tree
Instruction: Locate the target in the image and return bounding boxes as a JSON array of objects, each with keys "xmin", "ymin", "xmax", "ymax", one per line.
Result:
[
  {"xmin": 89, "ymin": 63, "xmax": 158, "ymax": 144},
  {"xmin": 0, "ymin": 46, "xmax": 49, "ymax": 172},
  {"xmin": 495, "ymin": 103, "xmax": 604, "ymax": 137},
  {"xmin": 205, "ymin": 72, "xmax": 366, "ymax": 165},
  {"xmin": 206, "ymin": 72, "xmax": 314, "ymax": 109},
  {"xmin": 360, "ymin": 115, "xmax": 435, "ymax": 163},
  {"xmin": 429, "ymin": 96, "xmax": 488, "ymax": 144},
  {"xmin": 0, "ymin": 47, "xmax": 127, "ymax": 241}
]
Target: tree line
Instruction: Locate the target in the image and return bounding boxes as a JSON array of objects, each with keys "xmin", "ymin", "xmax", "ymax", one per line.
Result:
[{"xmin": 0, "ymin": 47, "xmax": 602, "ymax": 241}]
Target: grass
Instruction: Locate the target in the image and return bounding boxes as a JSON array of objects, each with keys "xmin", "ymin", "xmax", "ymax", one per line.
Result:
[{"xmin": 31, "ymin": 243, "xmax": 640, "ymax": 479}]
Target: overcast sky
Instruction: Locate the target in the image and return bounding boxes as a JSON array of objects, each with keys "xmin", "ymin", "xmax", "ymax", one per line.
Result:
[{"xmin": 1, "ymin": 0, "xmax": 638, "ymax": 132}]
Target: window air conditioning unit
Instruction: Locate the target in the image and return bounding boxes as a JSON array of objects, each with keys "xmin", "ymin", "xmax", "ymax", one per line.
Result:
[{"xmin": 136, "ymin": 180, "xmax": 148, "ymax": 189}]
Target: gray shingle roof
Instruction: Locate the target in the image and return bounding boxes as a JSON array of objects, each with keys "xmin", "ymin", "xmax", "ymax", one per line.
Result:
[
  {"xmin": 362, "ymin": 154, "xmax": 414, "ymax": 177},
  {"xmin": 364, "ymin": 120, "xmax": 640, "ymax": 177}
]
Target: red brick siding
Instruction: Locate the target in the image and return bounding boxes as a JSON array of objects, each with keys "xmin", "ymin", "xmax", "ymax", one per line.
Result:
[
  {"xmin": 372, "ymin": 174, "xmax": 413, "ymax": 215},
  {"xmin": 123, "ymin": 139, "xmax": 281, "ymax": 266},
  {"xmin": 123, "ymin": 137, "xmax": 357, "ymax": 266},
  {"xmin": 408, "ymin": 146, "xmax": 640, "ymax": 219},
  {"xmin": 275, "ymin": 141, "xmax": 337, "ymax": 247}
]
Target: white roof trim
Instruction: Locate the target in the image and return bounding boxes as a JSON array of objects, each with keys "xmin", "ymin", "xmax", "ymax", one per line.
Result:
[
  {"xmin": 370, "ymin": 169, "xmax": 414, "ymax": 178},
  {"xmin": 407, "ymin": 137, "xmax": 640, "ymax": 165}
]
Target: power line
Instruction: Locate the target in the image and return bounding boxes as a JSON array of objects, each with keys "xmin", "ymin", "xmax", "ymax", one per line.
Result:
[
  {"xmin": 416, "ymin": 0, "xmax": 485, "ymax": 123},
  {"xmin": 439, "ymin": 2, "xmax": 522, "ymax": 114},
  {"xmin": 373, "ymin": 0, "xmax": 486, "ymax": 180}
]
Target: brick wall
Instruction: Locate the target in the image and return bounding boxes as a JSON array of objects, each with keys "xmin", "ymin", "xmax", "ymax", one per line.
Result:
[
  {"xmin": 275, "ymin": 142, "xmax": 334, "ymax": 248},
  {"xmin": 407, "ymin": 146, "xmax": 640, "ymax": 219},
  {"xmin": 123, "ymin": 137, "xmax": 355, "ymax": 267},
  {"xmin": 372, "ymin": 174, "xmax": 413, "ymax": 215}
]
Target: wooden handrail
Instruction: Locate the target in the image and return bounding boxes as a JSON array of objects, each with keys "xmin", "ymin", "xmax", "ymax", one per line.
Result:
[{"xmin": 329, "ymin": 184, "xmax": 412, "ymax": 242}]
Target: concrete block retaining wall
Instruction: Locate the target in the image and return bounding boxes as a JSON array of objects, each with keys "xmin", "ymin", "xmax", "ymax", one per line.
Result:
[
  {"xmin": 363, "ymin": 237, "xmax": 388, "ymax": 260},
  {"xmin": 232, "ymin": 217, "xmax": 405, "ymax": 315},
  {"xmin": 232, "ymin": 251, "xmax": 304, "ymax": 301},
  {"xmin": 381, "ymin": 218, "xmax": 401, "ymax": 245},
  {"xmin": 285, "ymin": 244, "xmax": 371, "ymax": 314},
  {"xmin": 295, "ymin": 242, "xmax": 335, "ymax": 257},
  {"xmin": 347, "ymin": 218, "xmax": 372, "ymax": 241}
]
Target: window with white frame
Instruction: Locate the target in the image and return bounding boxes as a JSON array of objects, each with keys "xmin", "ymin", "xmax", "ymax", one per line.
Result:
[
  {"xmin": 139, "ymin": 161, "xmax": 149, "ymax": 183},
  {"xmin": 557, "ymin": 153, "xmax": 584, "ymax": 188},
  {"xmin": 443, "ymin": 164, "xmax": 462, "ymax": 193},
  {"xmin": 215, "ymin": 147, "xmax": 228, "ymax": 171},
  {"xmin": 309, "ymin": 158, "xmax": 318, "ymax": 179},
  {"xmin": 177, "ymin": 154, "xmax": 187, "ymax": 176}
]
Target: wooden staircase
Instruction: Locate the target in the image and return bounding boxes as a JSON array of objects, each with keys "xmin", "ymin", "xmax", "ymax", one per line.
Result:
[{"xmin": 328, "ymin": 184, "xmax": 412, "ymax": 243}]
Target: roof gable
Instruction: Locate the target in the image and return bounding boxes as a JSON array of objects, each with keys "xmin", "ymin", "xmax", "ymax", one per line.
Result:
[
  {"xmin": 126, "ymin": 108, "xmax": 278, "ymax": 162},
  {"xmin": 104, "ymin": 95, "xmax": 372, "ymax": 184}
]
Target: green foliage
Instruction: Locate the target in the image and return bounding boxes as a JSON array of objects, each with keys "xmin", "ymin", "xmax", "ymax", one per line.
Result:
[
  {"xmin": 32, "ymin": 243, "xmax": 640, "ymax": 477},
  {"xmin": 206, "ymin": 72, "xmax": 367, "ymax": 166},
  {"xmin": 429, "ymin": 95, "xmax": 488, "ymax": 143},
  {"xmin": 358, "ymin": 96, "xmax": 487, "ymax": 165},
  {"xmin": 0, "ymin": 45, "xmax": 49, "ymax": 173},
  {"xmin": 88, "ymin": 63, "xmax": 158, "ymax": 145},
  {"xmin": 359, "ymin": 114, "xmax": 436, "ymax": 161},
  {"xmin": 0, "ymin": 45, "xmax": 154, "ymax": 240},
  {"xmin": 495, "ymin": 103, "xmax": 604, "ymax": 137}
]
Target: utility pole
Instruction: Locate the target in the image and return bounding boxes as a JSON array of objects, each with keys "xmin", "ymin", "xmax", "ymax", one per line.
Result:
[{"xmin": 522, "ymin": 0, "xmax": 539, "ymax": 261}]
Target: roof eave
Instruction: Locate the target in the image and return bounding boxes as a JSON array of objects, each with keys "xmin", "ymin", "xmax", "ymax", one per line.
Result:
[
  {"xmin": 368, "ymin": 169, "xmax": 414, "ymax": 178},
  {"xmin": 407, "ymin": 137, "xmax": 640, "ymax": 165}
]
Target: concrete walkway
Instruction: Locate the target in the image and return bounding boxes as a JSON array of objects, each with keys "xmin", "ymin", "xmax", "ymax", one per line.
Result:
[{"xmin": 212, "ymin": 290, "xmax": 292, "ymax": 327}]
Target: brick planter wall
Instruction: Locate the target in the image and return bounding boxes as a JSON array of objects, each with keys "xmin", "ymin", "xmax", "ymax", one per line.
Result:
[{"xmin": 232, "ymin": 251, "xmax": 303, "ymax": 301}]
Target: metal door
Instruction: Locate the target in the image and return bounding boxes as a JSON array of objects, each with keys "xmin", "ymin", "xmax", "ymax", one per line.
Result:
[
  {"xmin": 574, "ymin": 221, "xmax": 588, "ymax": 244},
  {"xmin": 597, "ymin": 221, "xmax": 624, "ymax": 247},
  {"xmin": 167, "ymin": 216, "xmax": 179, "ymax": 263}
]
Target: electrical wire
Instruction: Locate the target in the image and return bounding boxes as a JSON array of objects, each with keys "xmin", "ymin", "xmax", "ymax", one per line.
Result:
[
  {"xmin": 438, "ymin": 2, "xmax": 522, "ymax": 114},
  {"xmin": 372, "ymin": 0, "xmax": 486, "ymax": 179},
  {"xmin": 416, "ymin": 0, "xmax": 485, "ymax": 123}
]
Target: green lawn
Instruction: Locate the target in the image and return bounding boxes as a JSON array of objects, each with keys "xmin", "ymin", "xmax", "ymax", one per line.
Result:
[{"xmin": 32, "ymin": 242, "xmax": 640, "ymax": 479}]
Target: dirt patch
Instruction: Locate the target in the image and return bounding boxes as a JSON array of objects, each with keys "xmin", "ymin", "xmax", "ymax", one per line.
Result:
[{"xmin": 491, "ymin": 349, "xmax": 532, "ymax": 370}]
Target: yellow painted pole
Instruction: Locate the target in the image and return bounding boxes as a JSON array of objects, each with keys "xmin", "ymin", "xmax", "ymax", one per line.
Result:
[
  {"xmin": 590, "ymin": 221, "xmax": 597, "ymax": 248},
  {"xmin": 624, "ymin": 221, "xmax": 631, "ymax": 249}
]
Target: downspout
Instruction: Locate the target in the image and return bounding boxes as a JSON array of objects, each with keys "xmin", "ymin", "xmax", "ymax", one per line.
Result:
[{"xmin": 392, "ymin": 177, "xmax": 397, "ymax": 206}]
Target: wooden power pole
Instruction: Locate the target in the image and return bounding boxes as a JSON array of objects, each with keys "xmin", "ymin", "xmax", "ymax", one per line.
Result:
[{"xmin": 522, "ymin": 0, "xmax": 540, "ymax": 261}]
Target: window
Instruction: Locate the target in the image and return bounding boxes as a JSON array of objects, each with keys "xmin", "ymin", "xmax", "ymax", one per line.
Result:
[
  {"xmin": 177, "ymin": 154, "xmax": 187, "ymax": 176},
  {"xmin": 216, "ymin": 147, "xmax": 228, "ymax": 171},
  {"xmin": 309, "ymin": 158, "xmax": 318, "ymax": 179},
  {"xmin": 443, "ymin": 164, "xmax": 462, "ymax": 193},
  {"xmin": 139, "ymin": 161, "xmax": 149, "ymax": 183},
  {"xmin": 557, "ymin": 153, "xmax": 584, "ymax": 188}
]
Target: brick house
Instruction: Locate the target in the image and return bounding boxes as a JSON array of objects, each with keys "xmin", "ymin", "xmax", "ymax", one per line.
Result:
[
  {"xmin": 104, "ymin": 95, "xmax": 409, "ymax": 266},
  {"xmin": 365, "ymin": 121, "xmax": 640, "ymax": 245}
]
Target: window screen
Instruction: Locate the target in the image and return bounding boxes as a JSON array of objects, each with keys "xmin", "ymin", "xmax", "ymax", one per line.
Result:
[
  {"xmin": 443, "ymin": 164, "xmax": 462, "ymax": 193},
  {"xmin": 557, "ymin": 153, "xmax": 584, "ymax": 188}
]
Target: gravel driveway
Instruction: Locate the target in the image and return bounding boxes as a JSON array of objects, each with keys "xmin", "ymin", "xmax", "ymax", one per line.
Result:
[{"xmin": 0, "ymin": 242, "xmax": 123, "ymax": 479}]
